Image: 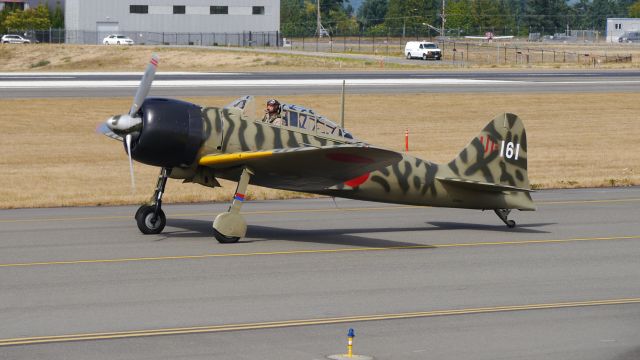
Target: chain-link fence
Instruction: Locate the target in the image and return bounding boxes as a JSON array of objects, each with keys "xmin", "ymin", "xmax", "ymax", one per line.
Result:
[
  {"xmin": 11, "ymin": 29, "xmax": 280, "ymax": 47},
  {"xmin": 8, "ymin": 28, "xmax": 634, "ymax": 66}
]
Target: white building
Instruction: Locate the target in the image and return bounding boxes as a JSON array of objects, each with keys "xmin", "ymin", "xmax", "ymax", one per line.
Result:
[
  {"xmin": 65, "ymin": 0, "xmax": 280, "ymax": 45},
  {"xmin": 606, "ymin": 18, "xmax": 640, "ymax": 42}
]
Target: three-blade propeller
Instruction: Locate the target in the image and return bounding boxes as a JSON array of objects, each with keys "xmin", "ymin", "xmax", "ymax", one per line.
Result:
[{"xmin": 98, "ymin": 54, "xmax": 159, "ymax": 192}]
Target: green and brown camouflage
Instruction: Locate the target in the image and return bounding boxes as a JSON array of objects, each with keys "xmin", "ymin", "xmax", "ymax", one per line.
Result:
[
  {"xmin": 99, "ymin": 56, "xmax": 535, "ymax": 241},
  {"xmin": 172, "ymin": 97, "xmax": 534, "ymax": 212}
]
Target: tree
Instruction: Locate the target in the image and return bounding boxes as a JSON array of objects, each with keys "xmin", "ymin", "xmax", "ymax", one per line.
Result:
[
  {"xmin": 445, "ymin": 0, "xmax": 473, "ymax": 34},
  {"xmin": 630, "ymin": 0, "xmax": 640, "ymax": 17},
  {"xmin": 281, "ymin": 0, "xmax": 312, "ymax": 36},
  {"xmin": 51, "ymin": 0, "xmax": 64, "ymax": 28},
  {"xmin": 589, "ymin": 0, "xmax": 615, "ymax": 31},
  {"xmin": 2, "ymin": 4, "xmax": 52, "ymax": 31},
  {"xmin": 385, "ymin": 0, "xmax": 438, "ymax": 36},
  {"xmin": 357, "ymin": 0, "xmax": 388, "ymax": 27},
  {"xmin": 524, "ymin": 0, "xmax": 568, "ymax": 34}
]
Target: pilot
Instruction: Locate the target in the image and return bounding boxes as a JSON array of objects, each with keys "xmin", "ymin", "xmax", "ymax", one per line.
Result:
[{"xmin": 263, "ymin": 99, "xmax": 287, "ymax": 126}]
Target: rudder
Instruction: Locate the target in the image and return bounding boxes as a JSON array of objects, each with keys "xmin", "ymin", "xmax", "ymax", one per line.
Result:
[{"xmin": 447, "ymin": 113, "xmax": 530, "ymax": 191}]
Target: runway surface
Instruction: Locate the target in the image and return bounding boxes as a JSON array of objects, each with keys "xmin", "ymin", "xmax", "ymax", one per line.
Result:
[
  {"xmin": 1, "ymin": 187, "xmax": 639, "ymax": 359},
  {"xmin": 2, "ymin": 70, "xmax": 640, "ymax": 97}
]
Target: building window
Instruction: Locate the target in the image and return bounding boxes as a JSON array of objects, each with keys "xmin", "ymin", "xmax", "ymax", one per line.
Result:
[
  {"xmin": 252, "ymin": 6, "xmax": 265, "ymax": 15},
  {"xmin": 210, "ymin": 6, "xmax": 228, "ymax": 14},
  {"xmin": 130, "ymin": 5, "xmax": 148, "ymax": 14},
  {"xmin": 173, "ymin": 5, "xmax": 186, "ymax": 14}
]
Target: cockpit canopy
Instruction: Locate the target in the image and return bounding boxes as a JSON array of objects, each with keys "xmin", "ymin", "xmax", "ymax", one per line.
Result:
[{"xmin": 224, "ymin": 96, "xmax": 355, "ymax": 141}]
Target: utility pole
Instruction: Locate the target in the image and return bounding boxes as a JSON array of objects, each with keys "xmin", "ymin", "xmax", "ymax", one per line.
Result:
[
  {"xmin": 317, "ymin": 0, "xmax": 322, "ymax": 38},
  {"xmin": 441, "ymin": 0, "xmax": 446, "ymax": 37}
]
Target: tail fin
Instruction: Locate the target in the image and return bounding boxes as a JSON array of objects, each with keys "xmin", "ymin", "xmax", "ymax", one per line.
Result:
[{"xmin": 443, "ymin": 113, "xmax": 531, "ymax": 192}]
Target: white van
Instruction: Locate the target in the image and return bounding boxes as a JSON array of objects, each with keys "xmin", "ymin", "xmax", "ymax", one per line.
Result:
[{"xmin": 404, "ymin": 41, "xmax": 441, "ymax": 60}]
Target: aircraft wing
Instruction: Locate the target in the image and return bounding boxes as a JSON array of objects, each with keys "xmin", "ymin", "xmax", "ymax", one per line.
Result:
[
  {"xmin": 464, "ymin": 36, "xmax": 488, "ymax": 39},
  {"xmin": 492, "ymin": 36, "xmax": 514, "ymax": 39},
  {"xmin": 198, "ymin": 145, "xmax": 403, "ymax": 191}
]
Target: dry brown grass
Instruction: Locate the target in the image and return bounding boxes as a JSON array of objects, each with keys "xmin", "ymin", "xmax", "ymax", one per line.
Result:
[
  {"xmin": 0, "ymin": 44, "xmax": 394, "ymax": 72},
  {"xmin": 2, "ymin": 43, "xmax": 639, "ymax": 72},
  {"xmin": 0, "ymin": 93, "xmax": 638, "ymax": 209}
]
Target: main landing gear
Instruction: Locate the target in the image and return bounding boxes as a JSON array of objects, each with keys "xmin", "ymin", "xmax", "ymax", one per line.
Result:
[
  {"xmin": 134, "ymin": 167, "xmax": 252, "ymax": 243},
  {"xmin": 135, "ymin": 167, "xmax": 170, "ymax": 234},
  {"xmin": 494, "ymin": 209, "xmax": 516, "ymax": 228},
  {"xmin": 212, "ymin": 167, "xmax": 253, "ymax": 243}
]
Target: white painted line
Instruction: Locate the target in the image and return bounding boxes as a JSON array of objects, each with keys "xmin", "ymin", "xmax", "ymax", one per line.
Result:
[
  {"xmin": 0, "ymin": 72, "xmax": 243, "ymax": 76},
  {"xmin": 0, "ymin": 78, "xmax": 523, "ymax": 89},
  {"xmin": 0, "ymin": 76, "xmax": 75, "ymax": 79}
]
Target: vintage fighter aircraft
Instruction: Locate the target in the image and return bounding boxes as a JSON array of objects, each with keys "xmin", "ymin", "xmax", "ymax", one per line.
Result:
[
  {"xmin": 98, "ymin": 55, "xmax": 535, "ymax": 243},
  {"xmin": 465, "ymin": 32, "xmax": 514, "ymax": 42}
]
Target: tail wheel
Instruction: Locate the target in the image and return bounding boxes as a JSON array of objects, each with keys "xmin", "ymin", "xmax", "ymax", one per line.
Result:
[{"xmin": 135, "ymin": 205, "xmax": 166, "ymax": 234}]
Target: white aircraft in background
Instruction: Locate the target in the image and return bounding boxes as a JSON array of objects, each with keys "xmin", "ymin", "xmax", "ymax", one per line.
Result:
[{"xmin": 465, "ymin": 32, "xmax": 514, "ymax": 42}]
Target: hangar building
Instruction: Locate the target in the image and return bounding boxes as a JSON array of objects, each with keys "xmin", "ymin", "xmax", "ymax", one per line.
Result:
[
  {"xmin": 64, "ymin": 0, "xmax": 280, "ymax": 44},
  {"xmin": 606, "ymin": 18, "xmax": 640, "ymax": 42}
]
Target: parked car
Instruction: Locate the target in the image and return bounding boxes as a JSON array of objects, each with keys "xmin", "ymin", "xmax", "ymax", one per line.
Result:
[
  {"xmin": 618, "ymin": 31, "xmax": 640, "ymax": 43},
  {"xmin": 404, "ymin": 41, "xmax": 441, "ymax": 60},
  {"xmin": 1, "ymin": 34, "xmax": 31, "ymax": 44},
  {"xmin": 103, "ymin": 34, "xmax": 134, "ymax": 45}
]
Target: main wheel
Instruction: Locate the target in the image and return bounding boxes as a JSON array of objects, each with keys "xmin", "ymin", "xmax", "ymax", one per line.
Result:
[
  {"xmin": 212, "ymin": 228, "xmax": 240, "ymax": 244},
  {"xmin": 406, "ymin": 52, "xmax": 412, "ymax": 59},
  {"xmin": 135, "ymin": 205, "xmax": 166, "ymax": 234}
]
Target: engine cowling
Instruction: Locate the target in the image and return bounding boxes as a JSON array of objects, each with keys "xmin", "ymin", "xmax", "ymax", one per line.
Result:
[{"xmin": 129, "ymin": 98, "xmax": 204, "ymax": 168}]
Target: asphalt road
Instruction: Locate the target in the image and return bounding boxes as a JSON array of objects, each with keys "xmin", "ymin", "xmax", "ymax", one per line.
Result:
[
  {"xmin": 1, "ymin": 187, "xmax": 639, "ymax": 359},
  {"xmin": 2, "ymin": 70, "xmax": 640, "ymax": 97}
]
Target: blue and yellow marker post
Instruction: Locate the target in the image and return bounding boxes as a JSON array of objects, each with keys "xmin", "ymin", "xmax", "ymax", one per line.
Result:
[
  {"xmin": 347, "ymin": 328, "xmax": 355, "ymax": 357},
  {"xmin": 328, "ymin": 328, "xmax": 373, "ymax": 360}
]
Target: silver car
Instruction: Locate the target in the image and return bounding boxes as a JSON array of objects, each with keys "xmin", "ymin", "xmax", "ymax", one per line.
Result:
[
  {"xmin": 1, "ymin": 34, "xmax": 31, "ymax": 44},
  {"xmin": 619, "ymin": 31, "xmax": 640, "ymax": 43}
]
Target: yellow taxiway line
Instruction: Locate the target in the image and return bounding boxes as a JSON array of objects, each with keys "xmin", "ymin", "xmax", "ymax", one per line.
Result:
[
  {"xmin": 1, "ymin": 235, "xmax": 638, "ymax": 268},
  {"xmin": 0, "ymin": 198, "xmax": 639, "ymax": 224},
  {"xmin": 1, "ymin": 297, "xmax": 639, "ymax": 346}
]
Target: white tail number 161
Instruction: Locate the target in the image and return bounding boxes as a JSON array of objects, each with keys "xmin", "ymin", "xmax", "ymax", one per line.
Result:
[{"xmin": 500, "ymin": 141, "xmax": 520, "ymax": 160}]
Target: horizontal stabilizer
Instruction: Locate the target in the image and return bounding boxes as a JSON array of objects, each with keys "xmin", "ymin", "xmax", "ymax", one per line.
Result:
[{"xmin": 437, "ymin": 177, "xmax": 533, "ymax": 193}]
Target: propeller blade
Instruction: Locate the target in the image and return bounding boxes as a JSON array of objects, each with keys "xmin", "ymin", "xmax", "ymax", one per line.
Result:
[
  {"xmin": 96, "ymin": 122, "xmax": 124, "ymax": 141},
  {"xmin": 130, "ymin": 54, "xmax": 159, "ymax": 117},
  {"xmin": 125, "ymin": 134, "xmax": 136, "ymax": 192}
]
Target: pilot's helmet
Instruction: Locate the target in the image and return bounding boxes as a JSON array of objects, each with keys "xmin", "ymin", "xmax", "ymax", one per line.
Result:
[{"xmin": 266, "ymin": 99, "xmax": 281, "ymax": 113}]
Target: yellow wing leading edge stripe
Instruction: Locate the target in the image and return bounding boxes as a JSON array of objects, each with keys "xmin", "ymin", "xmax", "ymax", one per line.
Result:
[{"xmin": 199, "ymin": 151, "xmax": 274, "ymax": 166}]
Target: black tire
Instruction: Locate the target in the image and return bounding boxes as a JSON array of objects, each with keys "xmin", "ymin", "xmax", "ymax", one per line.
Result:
[
  {"xmin": 135, "ymin": 205, "xmax": 166, "ymax": 234},
  {"xmin": 506, "ymin": 220, "xmax": 516, "ymax": 228},
  {"xmin": 423, "ymin": 53, "xmax": 428, "ymax": 60},
  {"xmin": 212, "ymin": 228, "xmax": 240, "ymax": 244},
  {"xmin": 134, "ymin": 204, "xmax": 147, "ymax": 219},
  {"xmin": 406, "ymin": 52, "xmax": 411, "ymax": 59}
]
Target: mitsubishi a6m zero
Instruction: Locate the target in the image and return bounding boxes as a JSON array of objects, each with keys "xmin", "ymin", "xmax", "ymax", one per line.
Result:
[{"xmin": 99, "ymin": 55, "xmax": 535, "ymax": 243}]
